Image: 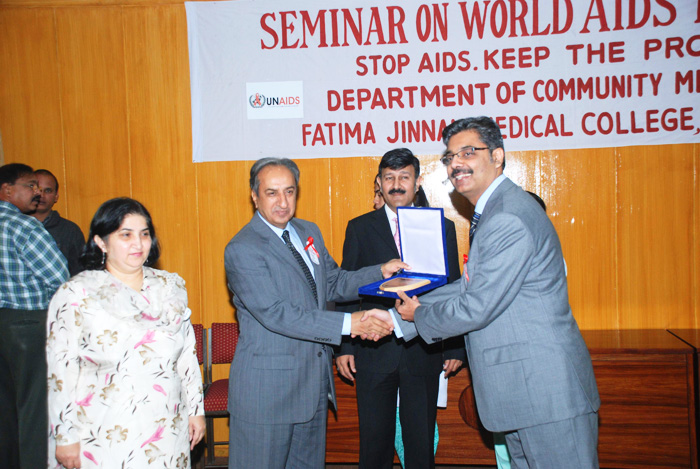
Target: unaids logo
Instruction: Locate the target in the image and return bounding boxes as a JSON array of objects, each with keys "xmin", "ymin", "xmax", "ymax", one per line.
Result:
[
  {"xmin": 249, "ymin": 93, "xmax": 265, "ymax": 108},
  {"xmin": 248, "ymin": 93, "xmax": 301, "ymax": 108},
  {"xmin": 246, "ymin": 82, "xmax": 303, "ymax": 119}
]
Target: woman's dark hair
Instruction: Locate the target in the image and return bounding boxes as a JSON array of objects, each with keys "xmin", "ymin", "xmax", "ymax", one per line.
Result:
[{"xmin": 81, "ymin": 197, "xmax": 160, "ymax": 270}]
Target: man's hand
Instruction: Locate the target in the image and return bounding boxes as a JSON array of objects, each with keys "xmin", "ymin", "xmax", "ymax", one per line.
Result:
[
  {"xmin": 443, "ymin": 359, "xmax": 463, "ymax": 377},
  {"xmin": 336, "ymin": 354, "xmax": 356, "ymax": 381},
  {"xmin": 351, "ymin": 309, "xmax": 393, "ymax": 340},
  {"xmin": 189, "ymin": 415, "xmax": 206, "ymax": 450},
  {"xmin": 396, "ymin": 290, "xmax": 421, "ymax": 322},
  {"xmin": 56, "ymin": 442, "xmax": 81, "ymax": 469},
  {"xmin": 380, "ymin": 259, "xmax": 411, "ymax": 278}
]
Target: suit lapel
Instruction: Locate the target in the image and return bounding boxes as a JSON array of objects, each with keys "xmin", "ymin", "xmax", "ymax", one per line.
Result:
[
  {"xmin": 367, "ymin": 209, "xmax": 400, "ymax": 257},
  {"xmin": 250, "ymin": 215, "xmax": 308, "ymax": 285},
  {"xmin": 480, "ymin": 178, "xmax": 514, "ymax": 226}
]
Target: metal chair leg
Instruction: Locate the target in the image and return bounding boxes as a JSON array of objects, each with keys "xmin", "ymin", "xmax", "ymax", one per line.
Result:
[{"xmin": 205, "ymin": 416, "xmax": 216, "ymax": 465}]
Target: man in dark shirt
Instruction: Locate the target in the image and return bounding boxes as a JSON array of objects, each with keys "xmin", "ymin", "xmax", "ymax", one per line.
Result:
[{"xmin": 30, "ymin": 169, "xmax": 85, "ymax": 276}]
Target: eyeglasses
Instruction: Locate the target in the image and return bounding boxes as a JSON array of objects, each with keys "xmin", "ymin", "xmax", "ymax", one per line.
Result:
[
  {"xmin": 440, "ymin": 146, "xmax": 489, "ymax": 166},
  {"xmin": 14, "ymin": 182, "xmax": 39, "ymax": 191}
]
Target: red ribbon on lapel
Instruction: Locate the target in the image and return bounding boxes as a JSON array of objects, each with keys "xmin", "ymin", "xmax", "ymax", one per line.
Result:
[{"xmin": 305, "ymin": 236, "xmax": 319, "ymax": 258}]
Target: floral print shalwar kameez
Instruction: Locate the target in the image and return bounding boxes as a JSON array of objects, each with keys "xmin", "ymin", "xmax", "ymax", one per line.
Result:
[{"xmin": 47, "ymin": 268, "xmax": 204, "ymax": 468}]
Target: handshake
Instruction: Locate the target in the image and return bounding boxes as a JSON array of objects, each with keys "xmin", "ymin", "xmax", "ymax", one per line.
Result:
[
  {"xmin": 349, "ymin": 309, "xmax": 394, "ymax": 341},
  {"xmin": 346, "ymin": 258, "xmax": 409, "ymax": 341}
]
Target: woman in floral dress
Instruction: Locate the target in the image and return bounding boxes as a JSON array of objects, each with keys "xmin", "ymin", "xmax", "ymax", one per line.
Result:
[{"xmin": 47, "ymin": 198, "xmax": 205, "ymax": 469}]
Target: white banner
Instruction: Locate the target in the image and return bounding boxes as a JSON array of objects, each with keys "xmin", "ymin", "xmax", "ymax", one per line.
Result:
[{"xmin": 185, "ymin": 0, "xmax": 700, "ymax": 162}]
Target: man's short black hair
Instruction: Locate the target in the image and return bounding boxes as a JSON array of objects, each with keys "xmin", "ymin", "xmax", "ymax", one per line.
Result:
[
  {"xmin": 378, "ymin": 148, "xmax": 420, "ymax": 177},
  {"xmin": 442, "ymin": 116, "xmax": 506, "ymax": 170},
  {"xmin": 0, "ymin": 163, "xmax": 34, "ymax": 186}
]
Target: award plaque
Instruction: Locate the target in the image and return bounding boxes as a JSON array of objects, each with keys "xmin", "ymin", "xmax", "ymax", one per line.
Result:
[
  {"xmin": 379, "ymin": 277, "xmax": 431, "ymax": 292},
  {"xmin": 359, "ymin": 207, "xmax": 449, "ymax": 299}
]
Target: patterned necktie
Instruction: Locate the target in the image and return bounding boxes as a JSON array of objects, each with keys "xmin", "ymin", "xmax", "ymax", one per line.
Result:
[
  {"xmin": 393, "ymin": 217, "xmax": 401, "ymax": 255},
  {"xmin": 282, "ymin": 230, "xmax": 318, "ymax": 303},
  {"xmin": 469, "ymin": 212, "xmax": 481, "ymax": 246}
]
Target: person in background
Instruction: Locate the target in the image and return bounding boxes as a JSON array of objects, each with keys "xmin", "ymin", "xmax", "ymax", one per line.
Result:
[
  {"xmin": 373, "ymin": 179, "xmax": 385, "ymax": 210},
  {"xmin": 527, "ymin": 191, "xmax": 547, "ymax": 212},
  {"xmin": 30, "ymin": 169, "xmax": 85, "ymax": 276},
  {"xmin": 47, "ymin": 197, "xmax": 205, "ymax": 469},
  {"xmin": 0, "ymin": 163, "xmax": 68, "ymax": 469},
  {"xmin": 336, "ymin": 149, "xmax": 464, "ymax": 469},
  {"xmin": 413, "ymin": 185, "xmax": 430, "ymax": 208}
]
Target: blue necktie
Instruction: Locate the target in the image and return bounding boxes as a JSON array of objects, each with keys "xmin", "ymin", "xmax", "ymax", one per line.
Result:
[
  {"xmin": 282, "ymin": 230, "xmax": 318, "ymax": 303},
  {"xmin": 469, "ymin": 212, "xmax": 481, "ymax": 246}
]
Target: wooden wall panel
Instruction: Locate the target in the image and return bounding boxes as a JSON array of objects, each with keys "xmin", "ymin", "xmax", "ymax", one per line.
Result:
[
  {"xmin": 617, "ymin": 145, "xmax": 695, "ymax": 329},
  {"xmin": 295, "ymin": 159, "xmax": 333, "ymax": 253},
  {"xmin": 196, "ymin": 159, "xmax": 253, "ymax": 453},
  {"xmin": 196, "ymin": 160, "xmax": 252, "ymax": 326},
  {"xmin": 54, "ymin": 6, "xmax": 131, "ymax": 231},
  {"xmin": 329, "ymin": 156, "xmax": 381, "ymax": 262},
  {"xmin": 696, "ymin": 145, "xmax": 699, "ymax": 332},
  {"xmin": 503, "ymin": 149, "xmax": 539, "ymax": 193},
  {"xmin": 0, "ymin": 8, "xmax": 67, "ymax": 213},
  {"xmin": 122, "ymin": 4, "xmax": 202, "ymax": 321},
  {"xmin": 544, "ymin": 148, "xmax": 618, "ymax": 329}
]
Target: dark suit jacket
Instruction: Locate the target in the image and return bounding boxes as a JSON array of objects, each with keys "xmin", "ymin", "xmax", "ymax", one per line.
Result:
[{"xmin": 338, "ymin": 208, "xmax": 466, "ymax": 374}]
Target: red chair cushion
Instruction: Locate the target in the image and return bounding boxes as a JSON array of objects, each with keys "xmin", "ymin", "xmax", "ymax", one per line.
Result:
[
  {"xmin": 210, "ymin": 323, "xmax": 239, "ymax": 364},
  {"xmin": 204, "ymin": 379, "xmax": 229, "ymax": 412}
]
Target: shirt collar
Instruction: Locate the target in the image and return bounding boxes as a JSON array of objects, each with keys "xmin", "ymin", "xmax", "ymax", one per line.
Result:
[
  {"xmin": 0, "ymin": 200, "xmax": 21, "ymax": 213},
  {"xmin": 257, "ymin": 210, "xmax": 296, "ymax": 240},
  {"xmin": 474, "ymin": 174, "xmax": 507, "ymax": 215},
  {"xmin": 383, "ymin": 203, "xmax": 413, "ymax": 235}
]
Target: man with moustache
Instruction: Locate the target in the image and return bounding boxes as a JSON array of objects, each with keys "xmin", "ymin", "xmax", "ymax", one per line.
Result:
[
  {"xmin": 224, "ymin": 157, "xmax": 407, "ymax": 468},
  {"xmin": 395, "ymin": 117, "xmax": 600, "ymax": 467},
  {"xmin": 0, "ymin": 163, "xmax": 69, "ymax": 469},
  {"xmin": 336, "ymin": 148, "xmax": 464, "ymax": 469},
  {"xmin": 30, "ymin": 169, "xmax": 85, "ymax": 276}
]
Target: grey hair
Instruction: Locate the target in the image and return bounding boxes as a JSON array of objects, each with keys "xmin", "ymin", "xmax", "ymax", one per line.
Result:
[{"xmin": 249, "ymin": 158, "xmax": 300, "ymax": 195}]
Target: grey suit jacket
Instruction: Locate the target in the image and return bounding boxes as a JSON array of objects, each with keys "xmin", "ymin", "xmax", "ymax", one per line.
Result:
[
  {"xmin": 224, "ymin": 213, "xmax": 381, "ymax": 424},
  {"xmin": 399, "ymin": 179, "xmax": 600, "ymax": 432}
]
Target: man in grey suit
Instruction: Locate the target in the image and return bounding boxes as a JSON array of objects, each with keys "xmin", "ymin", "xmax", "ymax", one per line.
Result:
[
  {"xmin": 224, "ymin": 157, "xmax": 407, "ymax": 469},
  {"xmin": 396, "ymin": 116, "xmax": 600, "ymax": 468}
]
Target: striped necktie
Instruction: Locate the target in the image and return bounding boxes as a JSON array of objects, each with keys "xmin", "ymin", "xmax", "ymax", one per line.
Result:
[
  {"xmin": 469, "ymin": 212, "xmax": 481, "ymax": 246},
  {"xmin": 282, "ymin": 230, "xmax": 318, "ymax": 303}
]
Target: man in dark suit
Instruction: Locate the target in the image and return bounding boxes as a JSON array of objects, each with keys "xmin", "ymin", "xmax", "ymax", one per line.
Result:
[
  {"xmin": 396, "ymin": 117, "xmax": 600, "ymax": 468},
  {"xmin": 336, "ymin": 149, "xmax": 465, "ymax": 469},
  {"xmin": 224, "ymin": 157, "xmax": 407, "ymax": 469}
]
